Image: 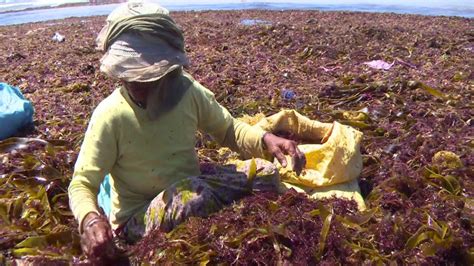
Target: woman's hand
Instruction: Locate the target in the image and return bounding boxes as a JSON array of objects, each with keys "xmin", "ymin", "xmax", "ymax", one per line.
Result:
[
  {"xmin": 81, "ymin": 212, "xmax": 114, "ymax": 260},
  {"xmin": 263, "ymin": 133, "xmax": 306, "ymax": 175}
]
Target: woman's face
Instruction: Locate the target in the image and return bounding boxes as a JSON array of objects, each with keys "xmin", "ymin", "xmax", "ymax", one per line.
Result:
[{"xmin": 122, "ymin": 80, "xmax": 160, "ymax": 106}]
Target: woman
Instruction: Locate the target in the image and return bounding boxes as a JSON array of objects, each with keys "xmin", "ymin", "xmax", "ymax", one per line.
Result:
[{"xmin": 68, "ymin": 1, "xmax": 305, "ymax": 260}]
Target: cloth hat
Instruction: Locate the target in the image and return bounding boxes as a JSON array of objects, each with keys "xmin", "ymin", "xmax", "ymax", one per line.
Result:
[
  {"xmin": 100, "ymin": 31, "xmax": 187, "ymax": 82},
  {"xmin": 96, "ymin": 0, "xmax": 170, "ymax": 51},
  {"xmin": 96, "ymin": 1, "xmax": 188, "ymax": 83}
]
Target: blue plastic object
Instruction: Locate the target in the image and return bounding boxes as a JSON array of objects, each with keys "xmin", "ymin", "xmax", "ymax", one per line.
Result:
[
  {"xmin": 281, "ymin": 88, "xmax": 296, "ymax": 100},
  {"xmin": 0, "ymin": 83, "xmax": 34, "ymax": 140},
  {"xmin": 98, "ymin": 174, "xmax": 112, "ymax": 217}
]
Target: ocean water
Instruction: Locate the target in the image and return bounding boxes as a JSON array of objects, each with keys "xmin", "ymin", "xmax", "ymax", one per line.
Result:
[
  {"xmin": 0, "ymin": 1, "xmax": 472, "ymax": 26},
  {"xmin": 0, "ymin": 0, "xmax": 88, "ymax": 13}
]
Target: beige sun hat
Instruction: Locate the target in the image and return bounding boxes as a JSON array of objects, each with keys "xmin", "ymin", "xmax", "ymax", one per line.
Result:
[
  {"xmin": 96, "ymin": 0, "xmax": 170, "ymax": 51},
  {"xmin": 96, "ymin": 0, "xmax": 188, "ymax": 83}
]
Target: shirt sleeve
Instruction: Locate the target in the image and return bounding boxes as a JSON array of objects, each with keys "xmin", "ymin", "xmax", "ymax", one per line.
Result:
[
  {"xmin": 193, "ymin": 81, "xmax": 270, "ymax": 160},
  {"xmin": 68, "ymin": 103, "xmax": 117, "ymax": 232}
]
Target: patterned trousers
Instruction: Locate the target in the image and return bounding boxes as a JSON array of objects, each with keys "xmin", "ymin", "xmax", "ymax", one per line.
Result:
[{"xmin": 120, "ymin": 159, "xmax": 279, "ymax": 243}]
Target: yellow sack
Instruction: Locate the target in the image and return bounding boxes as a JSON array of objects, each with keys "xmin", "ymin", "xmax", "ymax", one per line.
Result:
[
  {"xmin": 280, "ymin": 179, "xmax": 365, "ymax": 211},
  {"xmin": 254, "ymin": 110, "xmax": 366, "ymax": 210}
]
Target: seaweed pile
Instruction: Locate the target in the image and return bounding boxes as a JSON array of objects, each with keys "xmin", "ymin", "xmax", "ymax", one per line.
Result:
[
  {"xmin": 133, "ymin": 190, "xmax": 360, "ymax": 265},
  {"xmin": 0, "ymin": 9, "xmax": 472, "ymax": 264}
]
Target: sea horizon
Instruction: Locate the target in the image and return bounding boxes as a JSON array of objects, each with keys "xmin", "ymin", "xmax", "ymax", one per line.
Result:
[{"xmin": 0, "ymin": 1, "xmax": 473, "ymax": 26}]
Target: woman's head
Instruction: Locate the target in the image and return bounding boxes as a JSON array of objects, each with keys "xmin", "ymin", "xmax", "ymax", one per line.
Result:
[{"xmin": 96, "ymin": 1, "xmax": 189, "ymax": 118}]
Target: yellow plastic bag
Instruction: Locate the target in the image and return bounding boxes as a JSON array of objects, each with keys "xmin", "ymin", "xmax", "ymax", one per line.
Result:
[
  {"xmin": 254, "ymin": 110, "xmax": 366, "ymax": 210},
  {"xmin": 280, "ymin": 179, "xmax": 365, "ymax": 211}
]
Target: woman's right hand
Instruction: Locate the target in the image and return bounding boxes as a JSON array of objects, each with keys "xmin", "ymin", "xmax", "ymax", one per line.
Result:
[{"xmin": 81, "ymin": 212, "xmax": 114, "ymax": 260}]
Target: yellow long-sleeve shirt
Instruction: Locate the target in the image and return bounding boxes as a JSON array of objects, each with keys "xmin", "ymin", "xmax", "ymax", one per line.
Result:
[{"xmin": 68, "ymin": 73, "xmax": 268, "ymax": 230}]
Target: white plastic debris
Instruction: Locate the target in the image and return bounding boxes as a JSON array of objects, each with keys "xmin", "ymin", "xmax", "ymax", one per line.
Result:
[
  {"xmin": 319, "ymin": 66, "xmax": 342, "ymax": 72},
  {"xmin": 52, "ymin": 32, "xmax": 65, "ymax": 43},
  {"xmin": 363, "ymin": 60, "xmax": 394, "ymax": 70},
  {"xmin": 358, "ymin": 107, "xmax": 369, "ymax": 114}
]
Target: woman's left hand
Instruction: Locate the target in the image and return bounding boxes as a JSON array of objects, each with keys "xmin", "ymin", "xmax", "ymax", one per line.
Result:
[{"xmin": 262, "ymin": 133, "xmax": 306, "ymax": 175}]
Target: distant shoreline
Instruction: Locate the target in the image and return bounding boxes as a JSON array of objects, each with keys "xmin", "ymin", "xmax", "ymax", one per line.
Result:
[
  {"xmin": 0, "ymin": 2, "xmax": 472, "ymax": 26},
  {"xmin": 0, "ymin": 1, "xmax": 120, "ymax": 15}
]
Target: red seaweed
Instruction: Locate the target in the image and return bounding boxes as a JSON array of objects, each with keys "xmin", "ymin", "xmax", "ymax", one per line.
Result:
[{"xmin": 0, "ymin": 9, "xmax": 472, "ymax": 265}]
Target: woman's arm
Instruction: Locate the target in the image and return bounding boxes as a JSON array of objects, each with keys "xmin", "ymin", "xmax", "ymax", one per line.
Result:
[
  {"xmin": 68, "ymin": 102, "xmax": 119, "ymax": 259},
  {"xmin": 68, "ymin": 103, "xmax": 118, "ymax": 232},
  {"xmin": 194, "ymin": 81, "xmax": 305, "ymax": 173},
  {"xmin": 193, "ymin": 81, "xmax": 267, "ymax": 158}
]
